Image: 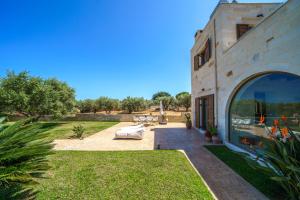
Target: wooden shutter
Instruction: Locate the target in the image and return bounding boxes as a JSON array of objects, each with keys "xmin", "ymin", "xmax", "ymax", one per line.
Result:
[
  {"xmin": 208, "ymin": 38, "xmax": 212, "ymax": 59},
  {"xmin": 236, "ymin": 24, "xmax": 251, "ymax": 39},
  {"xmin": 195, "ymin": 98, "xmax": 200, "ymax": 128},
  {"xmin": 194, "ymin": 55, "xmax": 199, "ymax": 71},
  {"xmin": 203, "ymin": 38, "xmax": 211, "ymax": 63},
  {"xmin": 206, "ymin": 95, "xmax": 214, "ymax": 127},
  {"xmin": 204, "ymin": 40, "xmax": 208, "ymax": 62}
]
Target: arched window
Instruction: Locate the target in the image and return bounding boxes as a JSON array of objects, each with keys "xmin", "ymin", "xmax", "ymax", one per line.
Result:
[{"xmin": 229, "ymin": 73, "xmax": 300, "ymax": 152}]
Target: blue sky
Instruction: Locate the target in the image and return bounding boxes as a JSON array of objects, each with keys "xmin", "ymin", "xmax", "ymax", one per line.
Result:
[{"xmin": 0, "ymin": 0, "xmax": 283, "ymax": 100}]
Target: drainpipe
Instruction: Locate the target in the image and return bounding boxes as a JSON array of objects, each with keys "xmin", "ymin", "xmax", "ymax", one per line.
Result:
[{"xmin": 213, "ymin": 18, "xmax": 219, "ymax": 127}]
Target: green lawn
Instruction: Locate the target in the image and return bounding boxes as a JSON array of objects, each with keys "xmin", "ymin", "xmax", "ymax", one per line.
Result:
[
  {"xmin": 41, "ymin": 121, "xmax": 119, "ymax": 140},
  {"xmin": 4, "ymin": 121, "xmax": 118, "ymax": 140},
  {"xmin": 205, "ymin": 145, "xmax": 284, "ymax": 200},
  {"xmin": 37, "ymin": 151, "xmax": 213, "ymax": 200}
]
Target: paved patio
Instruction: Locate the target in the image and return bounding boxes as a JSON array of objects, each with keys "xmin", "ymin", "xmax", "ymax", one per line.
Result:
[{"xmin": 54, "ymin": 122, "xmax": 268, "ymax": 200}]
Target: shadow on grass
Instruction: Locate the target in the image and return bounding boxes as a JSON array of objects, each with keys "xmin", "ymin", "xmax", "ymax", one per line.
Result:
[
  {"xmin": 0, "ymin": 183, "xmax": 37, "ymax": 200},
  {"xmin": 37, "ymin": 122, "xmax": 64, "ymax": 132}
]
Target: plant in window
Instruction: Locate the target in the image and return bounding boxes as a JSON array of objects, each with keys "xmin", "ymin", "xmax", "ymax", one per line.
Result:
[{"xmin": 246, "ymin": 116, "xmax": 300, "ymax": 199}]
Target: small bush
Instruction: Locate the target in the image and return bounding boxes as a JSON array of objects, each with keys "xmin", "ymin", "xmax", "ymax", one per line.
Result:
[{"xmin": 72, "ymin": 124, "xmax": 85, "ymax": 139}]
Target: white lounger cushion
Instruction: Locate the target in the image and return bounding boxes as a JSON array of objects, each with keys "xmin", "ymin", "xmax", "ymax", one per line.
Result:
[
  {"xmin": 119, "ymin": 124, "xmax": 144, "ymax": 131},
  {"xmin": 115, "ymin": 125, "xmax": 145, "ymax": 140}
]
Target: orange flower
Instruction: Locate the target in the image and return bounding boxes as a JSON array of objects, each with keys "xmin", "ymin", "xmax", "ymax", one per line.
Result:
[
  {"xmin": 273, "ymin": 119, "xmax": 279, "ymax": 126},
  {"xmin": 271, "ymin": 126, "xmax": 277, "ymax": 135},
  {"xmin": 259, "ymin": 114, "xmax": 265, "ymax": 124},
  {"xmin": 281, "ymin": 115, "xmax": 287, "ymax": 122},
  {"xmin": 281, "ymin": 127, "xmax": 289, "ymax": 138}
]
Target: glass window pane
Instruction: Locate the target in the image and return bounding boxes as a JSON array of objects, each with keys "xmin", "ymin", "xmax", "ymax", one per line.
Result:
[{"xmin": 229, "ymin": 73, "xmax": 300, "ymax": 152}]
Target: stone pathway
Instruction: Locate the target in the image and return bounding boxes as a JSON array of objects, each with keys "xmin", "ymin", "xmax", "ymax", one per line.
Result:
[
  {"xmin": 154, "ymin": 125, "xmax": 268, "ymax": 200},
  {"xmin": 54, "ymin": 122, "xmax": 268, "ymax": 200}
]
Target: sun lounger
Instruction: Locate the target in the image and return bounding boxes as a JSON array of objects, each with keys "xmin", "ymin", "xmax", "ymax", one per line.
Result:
[{"xmin": 115, "ymin": 125, "xmax": 145, "ymax": 140}]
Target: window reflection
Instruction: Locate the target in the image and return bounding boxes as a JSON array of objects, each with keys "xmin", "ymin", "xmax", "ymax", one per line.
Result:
[{"xmin": 229, "ymin": 73, "xmax": 300, "ymax": 151}]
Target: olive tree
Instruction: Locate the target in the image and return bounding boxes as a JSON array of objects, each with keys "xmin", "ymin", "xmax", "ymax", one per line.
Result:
[
  {"xmin": 152, "ymin": 91, "xmax": 171, "ymax": 101},
  {"xmin": 176, "ymin": 92, "xmax": 191, "ymax": 111},
  {"xmin": 96, "ymin": 97, "xmax": 120, "ymax": 114},
  {"xmin": 0, "ymin": 71, "xmax": 75, "ymax": 118},
  {"xmin": 77, "ymin": 99, "xmax": 97, "ymax": 113},
  {"xmin": 157, "ymin": 96, "xmax": 175, "ymax": 111},
  {"xmin": 121, "ymin": 97, "xmax": 147, "ymax": 114}
]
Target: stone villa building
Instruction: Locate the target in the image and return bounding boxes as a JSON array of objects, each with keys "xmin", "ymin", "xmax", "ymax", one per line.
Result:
[{"xmin": 191, "ymin": 0, "xmax": 300, "ymax": 152}]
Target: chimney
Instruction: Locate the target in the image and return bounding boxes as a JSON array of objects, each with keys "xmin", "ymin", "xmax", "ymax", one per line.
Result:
[{"xmin": 218, "ymin": 0, "xmax": 229, "ymax": 4}]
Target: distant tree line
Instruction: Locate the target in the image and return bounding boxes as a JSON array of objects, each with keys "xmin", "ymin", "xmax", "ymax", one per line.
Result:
[
  {"xmin": 76, "ymin": 91, "xmax": 191, "ymax": 114},
  {"xmin": 0, "ymin": 71, "xmax": 191, "ymax": 117}
]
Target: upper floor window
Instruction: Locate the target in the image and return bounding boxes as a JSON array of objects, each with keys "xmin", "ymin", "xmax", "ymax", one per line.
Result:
[
  {"xmin": 236, "ymin": 24, "xmax": 252, "ymax": 39},
  {"xmin": 194, "ymin": 38, "xmax": 211, "ymax": 71}
]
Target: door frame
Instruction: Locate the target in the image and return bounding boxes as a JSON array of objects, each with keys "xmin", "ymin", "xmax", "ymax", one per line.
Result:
[{"xmin": 195, "ymin": 94, "xmax": 214, "ymax": 130}]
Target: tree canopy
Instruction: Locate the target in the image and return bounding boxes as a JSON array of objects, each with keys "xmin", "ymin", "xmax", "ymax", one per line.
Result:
[
  {"xmin": 157, "ymin": 96, "xmax": 175, "ymax": 111},
  {"xmin": 76, "ymin": 99, "xmax": 97, "ymax": 113},
  {"xmin": 152, "ymin": 91, "xmax": 171, "ymax": 101},
  {"xmin": 176, "ymin": 92, "xmax": 191, "ymax": 111},
  {"xmin": 0, "ymin": 71, "xmax": 76, "ymax": 117},
  {"xmin": 96, "ymin": 97, "xmax": 120, "ymax": 114},
  {"xmin": 175, "ymin": 92, "xmax": 189, "ymax": 100},
  {"xmin": 121, "ymin": 97, "xmax": 148, "ymax": 114}
]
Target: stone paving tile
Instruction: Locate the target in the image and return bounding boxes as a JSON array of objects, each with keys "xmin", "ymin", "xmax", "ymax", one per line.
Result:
[
  {"xmin": 154, "ymin": 125, "xmax": 268, "ymax": 200},
  {"xmin": 54, "ymin": 122, "xmax": 268, "ymax": 200}
]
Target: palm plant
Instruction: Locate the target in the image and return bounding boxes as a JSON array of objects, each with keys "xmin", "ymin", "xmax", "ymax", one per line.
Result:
[{"xmin": 0, "ymin": 118, "xmax": 54, "ymax": 199}]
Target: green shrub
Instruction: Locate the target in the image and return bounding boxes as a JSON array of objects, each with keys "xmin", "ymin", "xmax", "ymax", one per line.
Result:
[
  {"xmin": 0, "ymin": 118, "xmax": 53, "ymax": 199},
  {"xmin": 72, "ymin": 124, "xmax": 85, "ymax": 139}
]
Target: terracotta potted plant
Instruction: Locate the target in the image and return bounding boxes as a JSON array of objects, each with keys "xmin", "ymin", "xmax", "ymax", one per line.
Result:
[
  {"xmin": 185, "ymin": 113, "xmax": 192, "ymax": 129},
  {"xmin": 209, "ymin": 126, "xmax": 220, "ymax": 144},
  {"xmin": 205, "ymin": 130, "xmax": 212, "ymax": 142}
]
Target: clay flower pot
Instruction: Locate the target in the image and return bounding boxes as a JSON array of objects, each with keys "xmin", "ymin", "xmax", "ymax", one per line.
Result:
[
  {"xmin": 186, "ymin": 122, "xmax": 192, "ymax": 129},
  {"xmin": 205, "ymin": 131, "xmax": 212, "ymax": 143},
  {"xmin": 212, "ymin": 135, "xmax": 220, "ymax": 144}
]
